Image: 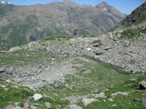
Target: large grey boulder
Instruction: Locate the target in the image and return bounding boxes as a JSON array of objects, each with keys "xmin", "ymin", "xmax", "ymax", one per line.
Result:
[
  {"xmin": 139, "ymin": 81, "xmax": 146, "ymax": 89},
  {"xmin": 32, "ymin": 93, "xmax": 43, "ymax": 101}
]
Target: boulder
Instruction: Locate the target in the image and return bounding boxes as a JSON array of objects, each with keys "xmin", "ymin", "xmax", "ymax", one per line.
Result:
[
  {"xmin": 8, "ymin": 46, "xmax": 21, "ymax": 52},
  {"xmin": 139, "ymin": 81, "xmax": 146, "ymax": 89},
  {"xmin": 81, "ymin": 98, "xmax": 97, "ymax": 106},
  {"xmin": 94, "ymin": 92, "xmax": 107, "ymax": 98},
  {"xmin": 0, "ymin": 85, "xmax": 6, "ymax": 88},
  {"xmin": 45, "ymin": 102, "xmax": 51, "ymax": 109},
  {"xmin": 0, "ymin": 67, "xmax": 5, "ymax": 73},
  {"xmin": 6, "ymin": 80, "xmax": 11, "ymax": 83},
  {"xmin": 111, "ymin": 92, "xmax": 128, "ymax": 97},
  {"xmin": 33, "ymin": 93, "xmax": 43, "ymax": 101},
  {"xmin": 108, "ymin": 98, "xmax": 114, "ymax": 102}
]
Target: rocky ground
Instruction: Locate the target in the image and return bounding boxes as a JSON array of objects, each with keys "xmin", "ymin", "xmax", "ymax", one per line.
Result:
[
  {"xmin": 97, "ymin": 22, "xmax": 146, "ymax": 72},
  {"xmin": 0, "ymin": 22, "xmax": 146, "ymax": 109},
  {"xmin": 2, "ymin": 22, "xmax": 146, "ymax": 89},
  {"xmin": 0, "ymin": 2, "xmax": 146, "ymax": 109}
]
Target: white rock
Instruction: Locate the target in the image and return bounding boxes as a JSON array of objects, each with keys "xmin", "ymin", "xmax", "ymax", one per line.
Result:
[
  {"xmin": 94, "ymin": 92, "xmax": 107, "ymax": 98},
  {"xmin": 69, "ymin": 104, "xmax": 82, "ymax": 109},
  {"xmin": 87, "ymin": 48, "xmax": 91, "ymax": 51},
  {"xmin": 8, "ymin": 46, "xmax": 21, "ymax": 52},
  {"xmin": 52, "ymin": 58, "xmax": 55, "ymax": 61},
  {"xmin": 33, "ymin": 93, "xmax": 43, "ymax": 101},
  {"xmin": 4, "ymin": 88, "xmax": 9, "ymax": 91},
  {"xmin": 112, "ymin": 104, "xmax": 117, "ymax": 107},
  {"xmin": 81, "ymin": 98, "xmax": 97, "ymax": 106},
  {"xmin": 129, "ymin": 79, "xmax": 137, "ymax": 81},
  {"xmin": 108, "ymin": 98, "xmax": 114, "ymax": 102},
  {"xmin": 0, "ymin": 85, "xmax": 6, "ymax": 88},
  {"xmin": 111, "ymin": 92, "xmax": 128, "ymax": 97},
  {"xmin": 6, "ymin": 80, "xmax": 11, "ymax": 83},
  {"xmin": 45, "ymin": 102, "xmax": 51, "ymax": 109}
]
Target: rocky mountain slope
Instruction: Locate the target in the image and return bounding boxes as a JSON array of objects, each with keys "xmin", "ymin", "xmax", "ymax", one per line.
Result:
[
  {"xmin": 96, "ymin": 2, "xmax": 146, "ymax": 72},
  {"xmin": 0, "ymin": 0, "xmax": 125, "ymax": 49},
  {"xmin": 118, "ymin": 2, "xmax": 146, "ymax": 28},
  {"xmin": 0, "ymin": 1, "xmax": 146, "ymax": 109}
]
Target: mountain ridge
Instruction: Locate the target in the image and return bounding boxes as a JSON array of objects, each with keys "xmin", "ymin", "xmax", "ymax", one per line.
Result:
[
  {"xmin": 0, "ymin": 1, "xmax": 125, "ymax": 49},
  {"xmin": 118, "ymin": 2, "xmax": 146, "ymax": 28}
]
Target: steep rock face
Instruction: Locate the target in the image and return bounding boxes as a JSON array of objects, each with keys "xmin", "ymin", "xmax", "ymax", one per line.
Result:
[
  {"xmin": 120, "ymin": 2, "xmax": 146, "ymax": 27},
  {"xmin": 0, "ymin": 1, "xmax": 125, "ymax": 49}
]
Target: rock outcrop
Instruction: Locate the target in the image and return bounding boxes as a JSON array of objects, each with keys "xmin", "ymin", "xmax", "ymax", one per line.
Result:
[
  {"xmin": 119, "ymin": 2, "xmax": 146, "ymax": 27},
  {"xmin": 139, "ymin": 81, "xmax": 146, "ymax": 89}
]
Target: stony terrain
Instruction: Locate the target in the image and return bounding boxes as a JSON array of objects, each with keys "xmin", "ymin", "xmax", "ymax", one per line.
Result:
[
  {"xmin": 0, "ymin": 1, "xmax": 146, "ymax": 109},
  {"xmin": 1, "ymin": 37, "xmax": 96, "ymax": 88},
  {"xmin": 97, "ymin": 23, "xmax": 146, "ymax": 72},
  {"xmin": 0, "ymin": 35, "xmax": 146, "ymax": 109}
]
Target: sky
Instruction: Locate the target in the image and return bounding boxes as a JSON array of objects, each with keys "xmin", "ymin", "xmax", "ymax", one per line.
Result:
[{"xmin": 6, "ymin": 0, "xmax": 146, "ymax": 14}]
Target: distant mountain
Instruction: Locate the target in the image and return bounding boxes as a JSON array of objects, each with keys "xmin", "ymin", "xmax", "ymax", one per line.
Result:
[
  {"xmin": 0, "ymin": 0, "xmax": 125, "ymax": 49},
  {"xmin": 96, "ymin": 1, "xmax": 124, "ymax": 19}
]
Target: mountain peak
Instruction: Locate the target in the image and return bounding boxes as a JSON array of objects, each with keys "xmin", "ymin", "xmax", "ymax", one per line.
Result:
[
  {"xmin": 99, "ymin": 1, "xmax": 109, "ymax": 6},
  {"xmin": 95, "ymin": 1, "xmax": 111, "ymax": 10},
  {"xmin": 63, "ymin": 0, "xmax": 76, "ymax": 6},
  {"xmin": 63, "ymin": 0, "xmax": 70, "ymax": 3},
  {"xmin": 95, "ymin": 1, "xmax": 124, "ymax": 16},
  {"xmin": 63, "ymin": 0, "xmax": 72, "ymax": 4}
]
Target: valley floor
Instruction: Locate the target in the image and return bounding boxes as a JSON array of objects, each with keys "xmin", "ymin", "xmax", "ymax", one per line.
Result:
[{"xmin": 0, "ymin": 35, "xmax": 146, "ymax": 109}]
